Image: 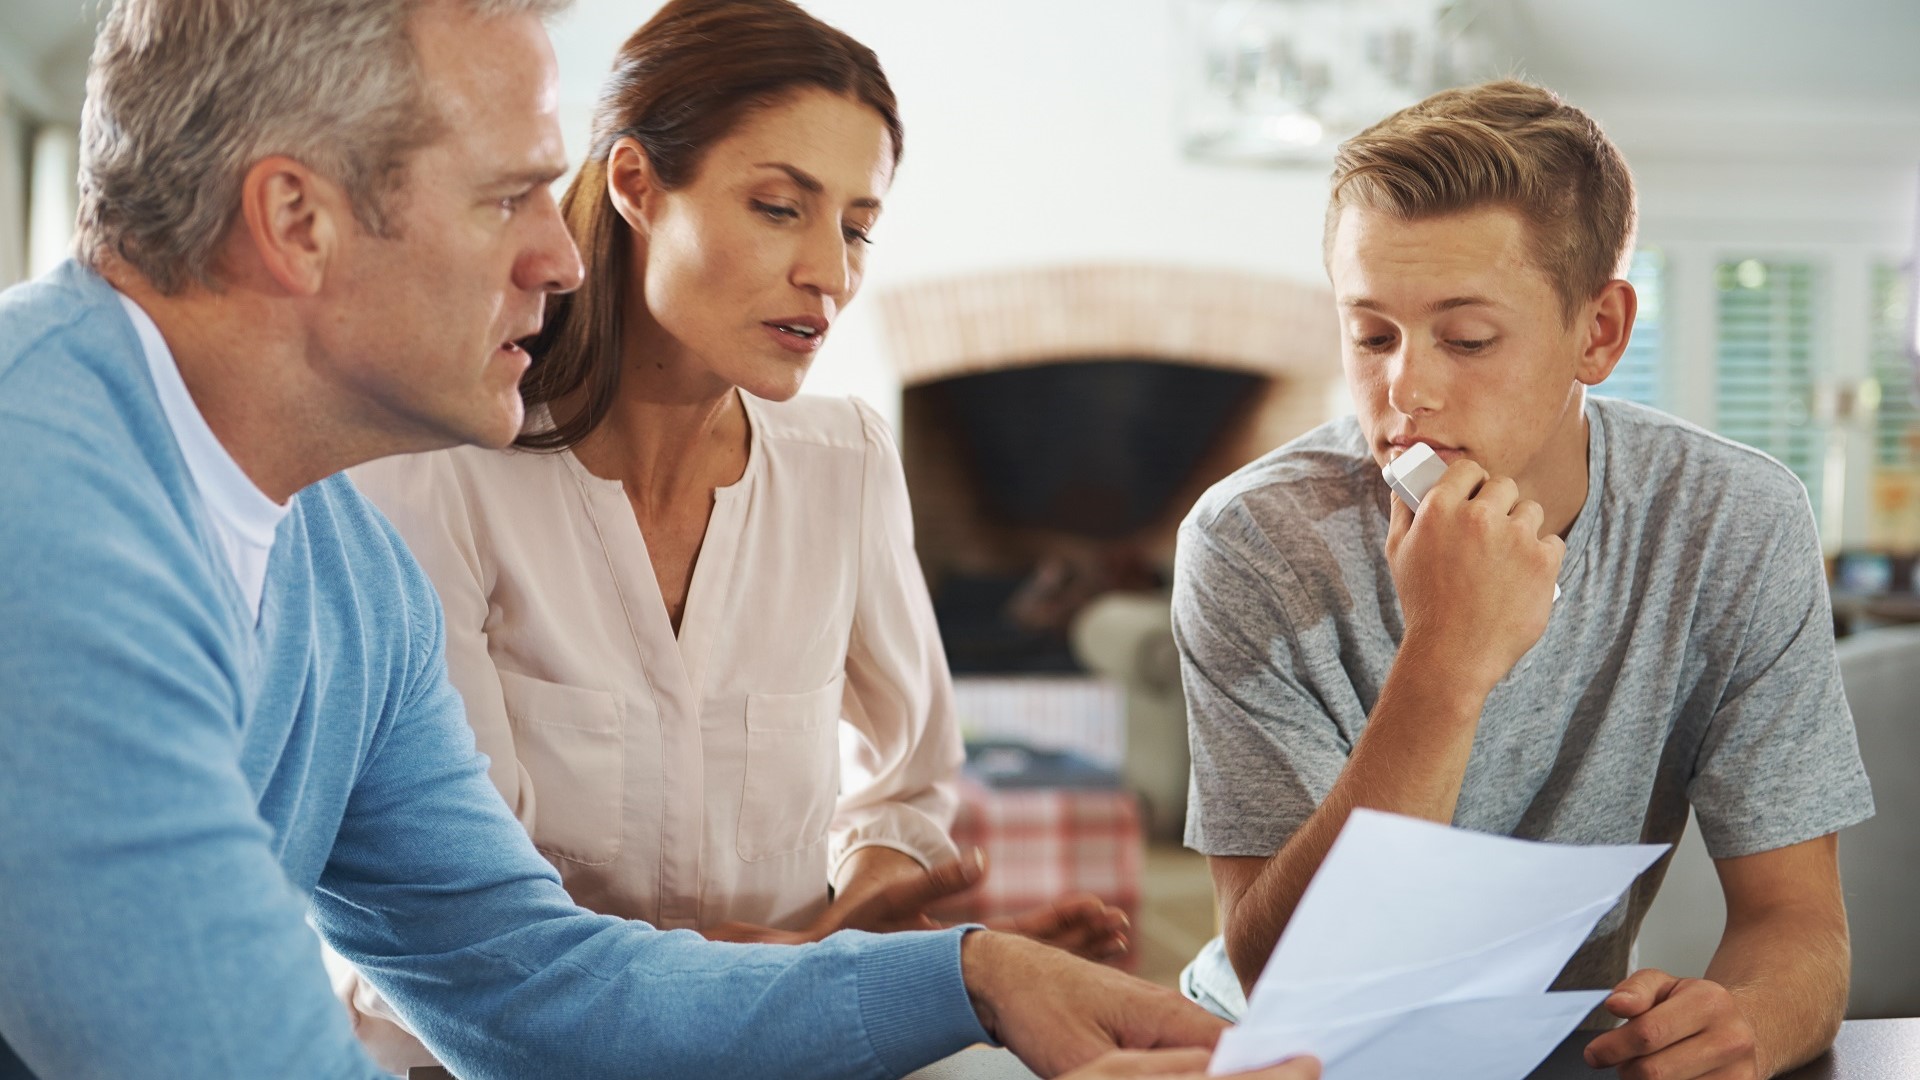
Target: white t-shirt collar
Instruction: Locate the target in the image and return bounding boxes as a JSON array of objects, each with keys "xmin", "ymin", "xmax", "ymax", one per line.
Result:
[{"xmin": 116, "ymin": 291, "xmax": 287, "ymax": 622}]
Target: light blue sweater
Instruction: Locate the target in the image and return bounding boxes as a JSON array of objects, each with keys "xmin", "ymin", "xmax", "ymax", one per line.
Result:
[{"xmin": 0, "ymin": 261, "xmax": 990, "ymax": 1079}]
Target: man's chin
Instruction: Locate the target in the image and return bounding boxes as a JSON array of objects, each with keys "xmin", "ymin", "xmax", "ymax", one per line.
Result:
[{"xmin": 467, "ymin": 402, "xmax": 527, "ymax": 451}]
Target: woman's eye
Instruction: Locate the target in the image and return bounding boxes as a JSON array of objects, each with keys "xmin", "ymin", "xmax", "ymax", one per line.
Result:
[
  {"xmin": 843, "ymin": 226, "xmax": 874, "ymax": 246},
  {"xmin": 753, "ymin": 200, "xmax": 799, "ymax": 221},
  {"xmin": 1449, "ymin": 338, "xmax": 1495, "ymax": 353},
  {"xmin": 1353, "ymin": 335, "xmax": 1395, "ymax": 353}
]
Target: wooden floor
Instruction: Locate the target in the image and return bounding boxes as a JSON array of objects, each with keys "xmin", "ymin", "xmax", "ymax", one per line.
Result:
[{"xmin": 1132, "ymin": 842, "xmax": 1217, "ymax": 989}]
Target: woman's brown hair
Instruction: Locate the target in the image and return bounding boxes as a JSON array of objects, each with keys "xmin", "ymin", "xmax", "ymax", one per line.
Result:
[{"xmin": 516, "ymin": 0, "xmax": 904, "ymax": 451}]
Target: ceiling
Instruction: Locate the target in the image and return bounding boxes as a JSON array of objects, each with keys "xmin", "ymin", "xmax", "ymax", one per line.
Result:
[
  {"xmin": 1, "ymin": 0, "xmax": 1916, "ymax": 126},
  {"xmin": 1479, "ymin": 0, "xmax": 1920, "ymax": 105}
]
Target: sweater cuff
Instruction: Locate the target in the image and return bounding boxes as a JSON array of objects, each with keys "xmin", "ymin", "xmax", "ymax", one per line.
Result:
[{"xmin": 856, "ymin": 926, "xmax": 993, "ymax": 1076}]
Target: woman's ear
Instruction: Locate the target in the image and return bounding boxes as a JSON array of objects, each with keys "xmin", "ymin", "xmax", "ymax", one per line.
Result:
[{"xmin": 606, "ymin": 137, "xmax": 662, "ymax": 236}]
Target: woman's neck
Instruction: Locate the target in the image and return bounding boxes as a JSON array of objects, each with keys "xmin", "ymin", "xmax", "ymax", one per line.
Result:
[{"xmin": 567, "ymin": 331, "xmax": 750, "ymax": 517}]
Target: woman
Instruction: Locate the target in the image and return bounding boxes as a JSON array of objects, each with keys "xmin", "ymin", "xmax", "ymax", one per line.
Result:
[{"xmin": 341, "ymin": 0, "xmax": 1125, "ymax": 1067}]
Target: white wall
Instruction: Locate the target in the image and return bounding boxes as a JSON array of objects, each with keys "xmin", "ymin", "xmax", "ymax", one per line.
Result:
[
  {"xmin": 550, "ymin": 0, "xmax": 1339, "ymax": 430},
  {"xmin": 545, "ymin": 1, "xmax": 1920, "ymax": 439}
]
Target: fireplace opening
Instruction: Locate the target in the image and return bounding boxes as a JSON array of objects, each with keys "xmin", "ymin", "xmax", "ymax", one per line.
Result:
[{"xmin": 903, "ymin": 358, "xmax": 1270, "ymax": 674}]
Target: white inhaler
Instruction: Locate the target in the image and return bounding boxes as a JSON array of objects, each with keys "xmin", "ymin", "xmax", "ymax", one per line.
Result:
[{"xmin": 1382, "ymin": 442, "xmax": 1560, "ymax": 601}]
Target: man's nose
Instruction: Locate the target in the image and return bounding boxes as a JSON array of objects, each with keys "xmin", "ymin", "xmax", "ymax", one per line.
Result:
[{"xmin": 519, "ymin": 197, "xmax": 584, "ymax": 295}]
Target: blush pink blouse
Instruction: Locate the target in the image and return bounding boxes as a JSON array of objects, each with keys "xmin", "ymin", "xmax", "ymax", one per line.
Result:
[{"xmin": 347, "ymin": 393, "xmax": 963, "ymax": 928}]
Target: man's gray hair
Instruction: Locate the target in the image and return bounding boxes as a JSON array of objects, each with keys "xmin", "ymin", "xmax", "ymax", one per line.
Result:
[{"xmin": 76, "ymin": 0, "xmax": 571, "ymax": 294}]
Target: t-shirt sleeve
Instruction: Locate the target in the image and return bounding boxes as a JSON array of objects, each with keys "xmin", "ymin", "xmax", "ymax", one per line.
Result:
[
  {"xmin": 1686, "ymin": 491, "xmax": 1874, "ymax": 859},
  {"xmin": 1176, "ymin": 507, "xmax": 1353, "ymax": 858}
]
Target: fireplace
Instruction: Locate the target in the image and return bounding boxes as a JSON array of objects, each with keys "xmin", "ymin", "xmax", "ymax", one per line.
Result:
[{"xmin": 877, "ymin": 263, "xmax": 1344, "ymax": 675}]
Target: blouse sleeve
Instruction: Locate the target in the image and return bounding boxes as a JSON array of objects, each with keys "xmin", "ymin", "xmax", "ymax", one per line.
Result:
[{"xmin": 829, "ymin": 399, "xmax": 966, "ymax": 879}]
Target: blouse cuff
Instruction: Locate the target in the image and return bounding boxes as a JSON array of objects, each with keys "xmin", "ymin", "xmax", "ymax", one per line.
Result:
[{"xmin": 831, "ymin": 805, "xmax": 963, "ymax": 882}]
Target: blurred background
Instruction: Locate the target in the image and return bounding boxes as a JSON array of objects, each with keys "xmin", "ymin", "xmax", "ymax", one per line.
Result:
[{"xmin": 4, "ymin": 0, "xmax": 1918, "ymax": 1009}]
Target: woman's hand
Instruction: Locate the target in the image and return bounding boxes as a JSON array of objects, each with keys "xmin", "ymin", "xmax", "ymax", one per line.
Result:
[
  {"xmin": 706, "ymin": 847, "xmax": 1131, "ymax": 961},
  {"xmin": 830, "ymin": 848, "xmax": 1131, "ymax": 960},
  {"xmin": 985, "ymin": 892, "xmax": 1129, "ymax": 962},
  {"xmin": 817, "ymin": 847, "xmax": 988, "ymax": 935}
]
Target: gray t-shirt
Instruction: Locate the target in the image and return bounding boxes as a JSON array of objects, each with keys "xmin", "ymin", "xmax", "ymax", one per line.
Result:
[{"xmin": 1178, "ymin": 397, "xmax": 1874, "ymax": 1020}]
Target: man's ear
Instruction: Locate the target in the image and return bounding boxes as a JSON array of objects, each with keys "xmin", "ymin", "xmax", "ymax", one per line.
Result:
[
  {"xmin": 1574, "ymin": 278, "xmax": 1638, "ymax": 387},
  {"xmin": 605, "ymin": 137, "xmax": 664, "ymax": 237},
  {"xmin": 236, "ymin": 155, "xmax": 340, "ymax": 297}
]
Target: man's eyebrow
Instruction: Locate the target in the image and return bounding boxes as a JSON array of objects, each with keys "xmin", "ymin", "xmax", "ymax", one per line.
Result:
[
  {"xmin": 753, "ymin": 162, "xmax": 883, "ymax": 210},
  {"xmin": 1343, "ymin": 296, "xmax": 1498, "ymax": 314},
  {"xmin": 492, "ymin": 164, "xmax": 569, "ymax": 189}
]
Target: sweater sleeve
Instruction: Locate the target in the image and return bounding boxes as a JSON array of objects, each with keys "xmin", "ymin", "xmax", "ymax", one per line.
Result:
[
  {"xmin": 0, "ymin": 420, "xmax": 389, "ymax": 1078},
  {"xmin": 829, "ymin": 398, "xmax": 966, "ymax": 879},
  {"xmin": 308, "ymin": 500, "xmax": 990, "ymax": 1080}
]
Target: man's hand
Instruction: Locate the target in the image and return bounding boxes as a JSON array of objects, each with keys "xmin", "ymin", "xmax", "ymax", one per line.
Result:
[
  {"xmin": 1584, "ymin": 969, "xmax": 1762, "ymax": 1080},
  {"xmin": 1060, "ymin": 1048, "xmax": 1319, "ymax": 1080},
  {"xmin": 1385, "ymin": 459, "xmax": 1563, "ymax": 694},
  {"xmin": 961, "ymin": 930, "xmax": 1226, "ymax": 1078}
]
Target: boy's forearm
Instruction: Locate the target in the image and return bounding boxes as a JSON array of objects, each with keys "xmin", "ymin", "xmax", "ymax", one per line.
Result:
[
  {"xmin": 1707, "ymin": 907, "xmax": 1849, "ymax": 1077},
  {"xmin": 1222, "ymin": 650, "xmax": 1491, "ymax": 992}
]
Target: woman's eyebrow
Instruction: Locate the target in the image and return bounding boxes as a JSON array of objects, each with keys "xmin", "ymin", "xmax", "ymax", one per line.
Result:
[{"xmin": 753, "ymin": 162, "xmax": 882, "ymax": 209}]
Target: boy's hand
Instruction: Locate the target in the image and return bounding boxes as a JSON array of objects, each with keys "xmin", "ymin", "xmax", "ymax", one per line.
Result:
[{"xmin": 1385, "ymin": 458, "xmax": 1563, "ymax": 694}]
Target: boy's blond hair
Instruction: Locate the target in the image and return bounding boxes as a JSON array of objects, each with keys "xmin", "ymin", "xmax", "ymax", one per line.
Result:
[{"xmin": 1325, "ymin": 80, "xmax": 1637, "ymax": 321}]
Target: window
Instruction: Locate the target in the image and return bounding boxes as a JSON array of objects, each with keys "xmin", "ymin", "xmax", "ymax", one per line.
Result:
[
  {"xmin": 1714, "ymin": 257, "xmax": 1821, "ymax": 511},
  {"xmin": 1869, "ymin": 262, "xmax": 1919, "ymax": 547},
  {"xmin": 1604, "ymin": 249, "xmax": 1667, "ymax": 409},
  {"xmin": 1871, "ymin": 263, "xmax": 1916, "ymax": 470}
]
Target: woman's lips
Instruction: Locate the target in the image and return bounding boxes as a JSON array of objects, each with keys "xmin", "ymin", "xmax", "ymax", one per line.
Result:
[{"xmin": 762, "ymin": 322, "xmax": 826, "ymax": 354}]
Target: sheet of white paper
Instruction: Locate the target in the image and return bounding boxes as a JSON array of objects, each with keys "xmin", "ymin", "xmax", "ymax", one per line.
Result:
[
  {"xmin": 1217, "ymin": 811, "xmax": 1668, "ymax": 1079},
  {"xmin": 1254, "ymin": 811, "xmax": 1667, "ymax": 999},
  {"xmin": 1211, "ymin": 991, "xmax": 1607, "ymax": 1079},
  {"xmin": 1246, "ymin": 895, "xmax": 1619, "ymax": 1024}
]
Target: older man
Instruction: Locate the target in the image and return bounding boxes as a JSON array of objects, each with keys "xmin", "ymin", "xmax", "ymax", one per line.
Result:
[{"xmin": 0, "ymin": 2, "xmax": 1316, "ymax": 1079}]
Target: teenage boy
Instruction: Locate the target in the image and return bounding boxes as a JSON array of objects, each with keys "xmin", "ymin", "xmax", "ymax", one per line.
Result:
[
  {"xmin": 1177, "ymin": 80, "xmax": 1872, "ymax": 1080},
  {"xmin": 0, "ymin": 1, "xmax": 1318, "ymax": 1078}
]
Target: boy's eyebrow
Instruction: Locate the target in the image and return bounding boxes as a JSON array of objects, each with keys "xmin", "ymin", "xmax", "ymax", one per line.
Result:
[
  {"xmin": 1344, "ymin": 296, "xmax": 1499, "ymax": 314},
  {"xmin": 753, "ymin": 162, "xmax": 883, "ymax": 210}
]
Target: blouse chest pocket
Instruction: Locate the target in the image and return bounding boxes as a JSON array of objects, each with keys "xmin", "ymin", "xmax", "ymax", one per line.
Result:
[
  {"xmin": 737, "ymin": 675, "xmax": 845, "ymax": 862},
  {"xmin": 497, "ymin": 669, "xmax": 626, "ymax": 867}
]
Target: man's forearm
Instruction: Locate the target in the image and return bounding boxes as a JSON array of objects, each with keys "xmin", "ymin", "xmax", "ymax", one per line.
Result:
[
  {"xmin": 1706, "ymin": 907, "xmax": 1849, "ymax": 1077},
  {"xmin": 1222, "ymin": 651, "xmax": 1490, "ymax": 991}
]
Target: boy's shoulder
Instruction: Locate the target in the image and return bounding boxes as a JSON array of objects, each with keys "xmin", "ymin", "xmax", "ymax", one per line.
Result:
[
  {"xmin": 1187, "ymin": 416, "xmax": 1379, "ymax": 536},
  {"xmin": 1591, "ymin": 397, "xmax": 1813, "ymax": 525}
]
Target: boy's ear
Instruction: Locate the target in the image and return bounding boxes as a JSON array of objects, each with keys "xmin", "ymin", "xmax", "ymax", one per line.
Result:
[{"xmin": 1575, "ymin": 278, "xmax": 1638, "ymax": 387}]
